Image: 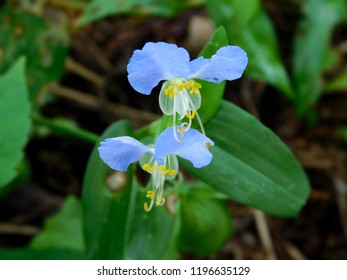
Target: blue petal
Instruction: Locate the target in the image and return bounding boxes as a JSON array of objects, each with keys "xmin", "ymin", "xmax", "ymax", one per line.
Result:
[
  {"xmin": 155, "ymin": 127, "xmax": 214, "ymax": 168},
  {"xmin": 98, "ymin": 137, "xmax": 151, "ymax": 172},
  {"xmin": 127, "ymin": 42, "xmax": 190, "ymax": 95},
  {"xmin": 188, "ymin": 46, "xmax": 248, "ymax": 83}
]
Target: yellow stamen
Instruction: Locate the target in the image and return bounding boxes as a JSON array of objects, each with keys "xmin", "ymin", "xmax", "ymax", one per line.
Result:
[
  {"xmin": 176, "ymin": 81, "xmax": 202, "ymax": 95},
  {"xmin": 155, "ymin": 195, "xmax": 161, "ymax": 206},
  {"xmin": 142, "ymin": 164, "xmax": 176, "ymax": 176},
  {"xmin": 146, "ymin": 190, "xmax": 154, "ymax": 199},
  {"xmin": 167, "ymin": 170, "xmax": 176, "ymax": 176},
  {"xmin": 206, "ymin": 142, "xmax": 211, "ymax": 148},
  {"xmin": 185, "ymin": 110, "xmax": 196, "ymax": 120},
  {"xmin": 156, "ymin": 166, "xmax": 165, "ymax": 172},
  {"xmin": 177, "ymin": 83, "xmax": 185, "ymax": 91},
  {"xmin": 189, "ymin": 81, "xmax": 201, "ymax": 94},
  {"xmin": 142, "ymin": 163, "xmax": 151, "ymax": 171},
  {"xmin": 176, "ymin": 127, "xmax": 185, "ymax": 135},
  {"xmin": 144, "ymin": 202, "xmax": 150, "ymax": 212},
  {"xmin": 164, "ymin": 85, "xmax": 177, "ymax": 99}
]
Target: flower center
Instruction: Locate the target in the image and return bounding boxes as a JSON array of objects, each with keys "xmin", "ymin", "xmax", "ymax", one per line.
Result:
[
  {"xmin": 164, "ymin": 80, "xmax": 202, "ymax": 99},
  {"xmin": 143, "ymin": 166, "xmax": 167, "ymax": 212},
  {"xmin": 140, "ymin": 154, "xmax": 178, "ymax": 212},
  {"xmin": 142, "ymin": 163, "xmax": 176, "ymax": 176},
  {"xmin": 159, "ymin": 79, "xmax": 206, "ymax": 142}
]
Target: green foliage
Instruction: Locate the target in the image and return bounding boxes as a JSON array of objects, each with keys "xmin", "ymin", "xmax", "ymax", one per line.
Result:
[
  {"xmin": 181, "ymin": 100, "xmax": 310, "ymax": 217},
  {"xmin": 0, "ymin": 157, "xmax": 31, "ymax": 195},
  {"xmin": 293, "ymin": 0, "xmax": 347, "ymax": 114},
  {"xmin": 78, "ymin": 0, "xmax": 181, "ymax": 26},
  {"xmin": 0, "ymin": 0, "xmax": 318, "ymax": 260},
  {"xmin": 325, "ymin": 65, "xmax": 347, "ymax": 92},
  {"xmin": 0, "ymin": 7, "xmax": 68, "ymax": 102},
  {"xmin": 178, "ymin": 183, "xmax": 232, "ymax": 256},
  {"xmin": 0, "ymin": 58, "xmax": 31, "ymax": 188},
  {"xmin": 339, "ymin": 127, "xmax": 347, "ymax": 142},
  {"xmin": 30, "ymin": 196, "xmax": 84, "ymax": 251},
  {"xmin": 206, "ymin": 0, "xmax": 294, "ymax": 99},
  {"xmin": 83, "ymin": 120, "xmax": 179, "ymax": 260},
  {"xmin": 33, "ymin": 115, "xmax": 99, "ymax": 144},
  {"xmin": 205, "ymin": 0, "xmax": 347, "ymax": 115},
  {"xmin": 0, "ymin": 248, "xmax": 85, "ymax": 260},
  {"xmin": 207, "ymin": 0, "xmax": 259, "ymax": 29}
]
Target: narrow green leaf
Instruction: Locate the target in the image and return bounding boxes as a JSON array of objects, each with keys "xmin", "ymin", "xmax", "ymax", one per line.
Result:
[
  {"xmin": 78, "ymin": 0, "xmax": 181, "ymax": 26},
  {"xmin": 0, "ymin": 57, "xmax": 31, "ymax": 188},
  {"xmin": 207, "ymin": 0, "xmax": 260, "ymax": 28},
  {"xmin": 82, "ymin": 120, "xmax": 178, "ymax": 259},
  {"xmin": 206, "ymin": 0, "xmax": 294, "ymax": 99},
  {"xmin": 181, "ymin": 101, "xmax": 310, "ymax": 217},
  {"xmin": 293, "ymin": 0, "xmax": 347, "ymax": 114},
  {"xmin": 32, "ymin": 115, "xmax": 99, "ymax": 144},
  {"xmin": 30, "ymin": 196, "xmax": 84, "ymax": 251},
  {"xmin": 197, "ymin": 26, "xmax": 229, "ymax": 123}
]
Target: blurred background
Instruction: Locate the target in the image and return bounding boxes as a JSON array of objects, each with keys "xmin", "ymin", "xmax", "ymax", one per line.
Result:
[{"xmin": 0, "ymin": 0, "xmax": 347, "ymax": 259}]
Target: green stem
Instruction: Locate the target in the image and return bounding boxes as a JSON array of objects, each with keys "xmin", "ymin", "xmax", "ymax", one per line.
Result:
[{"xmin": 32, "ymin": 115, "xmax": 99, "ymax": 144}]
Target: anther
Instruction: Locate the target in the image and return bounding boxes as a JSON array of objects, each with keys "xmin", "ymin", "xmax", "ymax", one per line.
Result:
[
  {"xmin": 176, "ymin": 127, "xmax": 186, "ymax": 135},
  {"xmin": 164, "ymin": 85, "xmax": 177, "ymax": 99},
  {"xmin": 143, "ymin": 164, "xmax": 152, "ymax": 172},
  {"xmin": 146, "ymin": 190, "xmax": 154, "ymax": 199},
  {"xmin": 144, "ymin": 202, "xmax": 150, "ymax": 212},
  {"xmin": 185, "ymin": 110, "xmax": 196, "ymax": 120},
  {"xmin": 188, "ymin": 81, "xmax": 202, "ymax": 94}
]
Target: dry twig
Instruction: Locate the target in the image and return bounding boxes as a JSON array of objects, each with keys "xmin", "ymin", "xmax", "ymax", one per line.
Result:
[
  {"xmin": 332, "ymin": 175, "xmax": 347, "ymax": 237},
  {"xmin": 252, "ymin": 209, "xmax": 277, "ymax": 259},
  {"xmin": 65, "ymin": 58, "xmax": 104, "ymax": 87},
  {"xmin": 283, "ymin": 240, "xmax": 306, "ymax": 260},
  {"xmin": 0, "ymin": 223, "xmax": 40, "ymax": 235},
  {"xmin": 50, "ymin": 84, "xmax": 159, "ymax": 124}
]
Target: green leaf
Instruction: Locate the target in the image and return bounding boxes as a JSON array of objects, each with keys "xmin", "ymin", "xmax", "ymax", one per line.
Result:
[
  {"xmin": 0, "ymin": 157, "xmax": 31, "ymax": 195},
  {"xmin": 0, "ymin": 247, "xmax": 85, "ymax": 260},
  {"xmin": 228, "ymin": 0, "xmax": 260, "ymax": 27},
  {"xmin": 197, "ymin": 26, "xmax": 229, "ymax": 123},
  {"xmin": 181, "ymin": 101, "xmax": 310, "ymax": 217},
  {"xmin": 292, "ymin": 0, "xmax": 347, "ymax": 114},
  {"xmin": 178, "ymin": 183, "xmax": 232, "ymax": 256},
  {"xmin": 78, "ymin": 0, "xmax": 181, "ymax": 26},
  {"xmin": 82, "ymin": 120, "xmax": 179, "ymax": 259},
  {"xmin": 206, "ymin": 0, "xmax": 294, "ymax": 99},
  {"xmin": 325, "ymin": 65, "xmax": 347, "ymax": 92},
  {"xmin": 0, "ymin": 58, "xmax": 31, "ymax": 188},
  {"xmin": 339, "ymin": 127, "xmax": 347, "ymax": 142},
  {"xmin": 0, "ymin": 7, "xmax": 68, "ymax": 102},
  {"xmin": 206, "ymin": 0, "xmax": 259, "ymax": 28},
  {"xmin": 30, "ymin": 196, "xmax": 84, "ymax": 251},
  {"xmin": 32, "ymin": 115, "xmax": 99, "ymax": 144}
]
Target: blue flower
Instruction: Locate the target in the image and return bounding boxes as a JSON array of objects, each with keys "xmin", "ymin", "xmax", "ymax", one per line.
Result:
[
  {"xmin": 127, "ymin": 42, "xmax": 248, "ymax": 140},
  {"xmin": 98, "ymin": 127, "xmax": 214, "ymax": 211}
]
